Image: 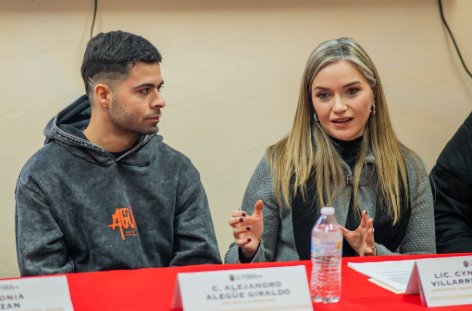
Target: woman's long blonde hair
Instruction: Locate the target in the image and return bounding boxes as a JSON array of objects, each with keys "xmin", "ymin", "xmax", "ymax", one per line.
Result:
[{"xmin": 267, "ymin": 37, "xmax": 417, "ymax": 224}]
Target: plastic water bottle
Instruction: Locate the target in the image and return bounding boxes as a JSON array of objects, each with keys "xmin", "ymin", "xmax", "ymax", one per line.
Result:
[{"xmin": 310, "ymin": 206, "xmax": 342, "ymax": 303}]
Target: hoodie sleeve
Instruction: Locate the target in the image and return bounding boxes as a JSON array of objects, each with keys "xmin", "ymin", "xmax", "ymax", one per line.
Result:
[
  {"xmin": 169, "ymin": 161, "xmax": 222, "ymax": 265},
  {"xmin": 15, "ymin": 177, "xmax": 74, "ymax": 276}
]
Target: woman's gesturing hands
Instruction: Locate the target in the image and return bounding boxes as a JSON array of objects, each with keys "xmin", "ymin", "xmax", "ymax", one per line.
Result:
[
  {"xmin": 341, "ymin": 210, "xmax": 376, "ymax": 256},
  {"xmin": 228, "ymin": 200, "xmax": 264, "ymax": 259}
]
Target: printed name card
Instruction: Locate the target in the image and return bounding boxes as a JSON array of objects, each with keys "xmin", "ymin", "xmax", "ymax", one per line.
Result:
[
  {"xmin": 172, "ymin": 265, "xmax": 312, "ymax": 311},
  {"xmin": 406, "ymin": 256, "xmax": 472, "ymax": 307},
  {"xmin": 0, "ymin": 275, "xmax": 74, "ymax": 311}
]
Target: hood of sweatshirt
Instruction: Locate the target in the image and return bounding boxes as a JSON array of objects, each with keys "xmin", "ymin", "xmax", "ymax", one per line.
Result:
[{"xmin": 43, "ymin": 94, "xmax": 159, "ymax": 167}]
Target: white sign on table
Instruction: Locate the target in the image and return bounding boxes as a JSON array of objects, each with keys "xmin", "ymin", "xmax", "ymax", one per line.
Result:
[
  {"xmin": 172, "ymin": 265, "xmax": 312, "ymax": 311},
  {"xmin": 0, "ymin": 275, "xmax": 74, "ymax": 311},
  {"xmin": 406, "ymin": 256, "xmax": 472, "ymax": 307}
]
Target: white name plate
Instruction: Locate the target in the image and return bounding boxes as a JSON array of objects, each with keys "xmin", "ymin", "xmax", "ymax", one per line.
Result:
[
  {"xmin": 0, "ymin": 275, "xmax": 74, "ymax": 311},
  {"xmin": 406, "ymin": 256, "xmax": 472, "ymax": 307},
  {"xmin": 172, "ymin": 265, "xmax": 312, "ymax": 311}
]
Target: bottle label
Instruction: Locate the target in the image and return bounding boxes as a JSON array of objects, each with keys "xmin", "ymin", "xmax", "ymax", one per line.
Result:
[{"xmin": 311, "ymin": 239, "xmax": 342, "ymax": 256}]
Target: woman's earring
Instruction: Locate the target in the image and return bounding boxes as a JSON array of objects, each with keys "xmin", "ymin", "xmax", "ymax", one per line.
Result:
[
  {"xmin": 371, "ymin": 103, "xmax": 376, "ymax": 116},
  {"xmin": 313, "ymin": 113, "xmax": 319, "ymax": 122}
]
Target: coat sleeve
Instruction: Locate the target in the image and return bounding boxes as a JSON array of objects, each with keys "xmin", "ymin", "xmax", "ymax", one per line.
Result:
[
  {"xmin": 15, "ymin": 177, "xmax": 74, "ymax": 276},
  {"xmin": 224, "ymin": 155, "xmax": 281, "ymax": 263},
  {"xmin": 169, "ymin": 161, "xmax": 222, "ymax": 266},
  {"xmin": 430, "ymin": 113, "xmax": 472, "ymax": 253}
]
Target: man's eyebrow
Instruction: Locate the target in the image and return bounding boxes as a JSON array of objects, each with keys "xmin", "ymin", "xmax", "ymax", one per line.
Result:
[{"xmin": 134, "ymin": 81, "xmax": 164, "ymax": 89}]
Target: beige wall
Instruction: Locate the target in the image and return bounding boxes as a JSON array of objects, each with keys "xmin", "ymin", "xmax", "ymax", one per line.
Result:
[{"xmin": 0, "ymin": 0, "xmax": 471, "ymax": 278}]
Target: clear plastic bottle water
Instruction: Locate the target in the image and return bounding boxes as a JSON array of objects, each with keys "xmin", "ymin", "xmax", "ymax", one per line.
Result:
[{"xmin": 310, "ymin": 206, "xmax": 343, "ymax": 303}]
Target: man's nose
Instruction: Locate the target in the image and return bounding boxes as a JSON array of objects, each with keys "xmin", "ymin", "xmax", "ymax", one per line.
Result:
[{"xmin": 151, "ymin": 90, "xmax": 166, "ymax": 109}]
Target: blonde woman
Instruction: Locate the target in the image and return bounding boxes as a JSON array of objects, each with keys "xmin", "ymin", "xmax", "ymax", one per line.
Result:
[{"xmin": 225, "ymin": 37, "xmax": 435, "ymax": 263}]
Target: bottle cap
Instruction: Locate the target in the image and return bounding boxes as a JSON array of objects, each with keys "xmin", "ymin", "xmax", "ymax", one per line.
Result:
[{"xmin": 320, "ymin": 206, "xmax": 335, "ymax": 215}]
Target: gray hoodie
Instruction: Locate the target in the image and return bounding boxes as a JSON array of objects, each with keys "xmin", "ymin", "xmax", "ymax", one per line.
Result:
[{"xmin": 16, "ymin": 95, "xmax": 221, "ymax": 276}]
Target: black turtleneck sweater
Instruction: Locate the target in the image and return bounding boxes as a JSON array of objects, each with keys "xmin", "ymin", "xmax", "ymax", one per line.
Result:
[{"xmin": 330, "ymin": 135, "xmax": 363, "ymax": 170}]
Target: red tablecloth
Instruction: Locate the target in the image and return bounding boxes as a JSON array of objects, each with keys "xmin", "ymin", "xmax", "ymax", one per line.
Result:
[{"xmin": 60, "ymin": 253, "xmax": 472, "ymax": 310}]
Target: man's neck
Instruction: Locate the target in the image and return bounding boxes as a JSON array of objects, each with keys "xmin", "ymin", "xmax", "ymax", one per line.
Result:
[{"xmin": 83, "ymin": 123, "xmax": 139, "ymax": 153}]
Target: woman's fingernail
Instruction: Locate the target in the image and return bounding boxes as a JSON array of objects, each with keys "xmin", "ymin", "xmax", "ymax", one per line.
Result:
[
  {"xmin": 239, "ymin": 218, "xmax": 243, "ymax": 222},
  {"xmin": 247, "ymin": 238, "xmax": 252, "ymax": 242},
  {"xmin": 246, "ymin": 226, "xmax": 251, "ymax": 231},
  {"xmin": 242, "ymin": 212, "xmax": 247, "ymax": 217}
]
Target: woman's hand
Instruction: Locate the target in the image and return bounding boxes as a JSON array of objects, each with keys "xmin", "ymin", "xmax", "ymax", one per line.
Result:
[
  {"xmin": 341, "ymin": 210, "xmax": 376, "ymax": 256},
  {"xmin": 228, "ymin": 200, "xmax": 264, "ymax": 259}
]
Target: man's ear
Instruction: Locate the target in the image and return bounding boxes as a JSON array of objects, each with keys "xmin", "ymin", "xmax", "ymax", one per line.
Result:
[{"xmin": 94, "ymin": 83, "xmax": 112, "ymax": 110}]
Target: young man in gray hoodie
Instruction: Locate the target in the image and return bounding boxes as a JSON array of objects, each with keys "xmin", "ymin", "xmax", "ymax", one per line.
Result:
[{"xmin": 15, "ymin": 30, "xmax": 221, "ymax": 276}]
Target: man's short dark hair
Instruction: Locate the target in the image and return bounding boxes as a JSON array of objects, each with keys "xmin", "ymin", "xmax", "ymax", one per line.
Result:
[{"xmin": 81, "ymin": 30, "xmax": 162, "ymax": 94}]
